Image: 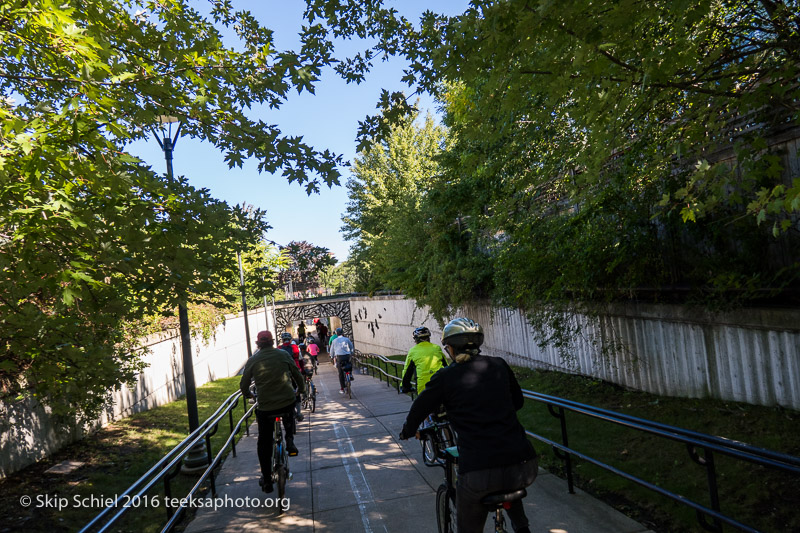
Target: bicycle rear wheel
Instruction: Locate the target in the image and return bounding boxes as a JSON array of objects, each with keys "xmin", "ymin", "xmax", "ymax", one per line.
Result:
[
  {"xmin": 436, "ymin": 483, "xmax": 456, "ymax": 533},
  {"xmin": 346, "ymin": 374, "xmax": 352, "ymax": 399},
  {"xmin": 277, "ymin": 463, "xmax": 287, "ymax": 499},
  {"xmin": 311, "ymin": 391, "xmax": 316, "ymax": 412}
]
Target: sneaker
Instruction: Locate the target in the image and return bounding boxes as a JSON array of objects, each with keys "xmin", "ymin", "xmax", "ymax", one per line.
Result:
[
  {"xmin": 339, "ymin": 389, "xmax": 344, "ymax": 394},
  {"xmin": 286, "ymin": 439, "xmax": 299, "ymax": 456}
]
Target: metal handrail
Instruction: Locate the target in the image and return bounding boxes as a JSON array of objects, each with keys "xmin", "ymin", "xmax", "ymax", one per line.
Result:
[
  {"xmin": 353, "ymin": 350, "xmax": 417, "ymax": 397},
  {"xmin": 522, "ymin": 389, "xmax": 799, "ymax": 533},
  {"xmin": 352, "ymin": 352, "xmax": 798, "ymax": 533},
  {"xmin": 160, "ymin": 400, "xmax": 258, "ymax": 532},
  {"xmin": 79, "ymin": 390, "xmax": 256, "ymax": 533}
]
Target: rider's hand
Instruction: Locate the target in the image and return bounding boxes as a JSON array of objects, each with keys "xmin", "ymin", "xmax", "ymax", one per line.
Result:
[{"xmin": 398, "ymin": 423, "xmax": 415, "ymax": 441}]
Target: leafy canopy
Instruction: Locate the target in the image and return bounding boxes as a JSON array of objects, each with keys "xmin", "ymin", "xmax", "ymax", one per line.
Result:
[
  {"xmin": 323, "ymin": 1, "xmax": 800, "ymax": 334},
  {"xmin": 0, "ymin": 0, "xmax": 354, "ymax": 419}
]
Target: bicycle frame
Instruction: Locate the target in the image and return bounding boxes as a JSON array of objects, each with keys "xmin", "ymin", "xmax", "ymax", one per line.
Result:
[
  {"xmin": 419, "ymin": 425, "xmax": 458, "ymax": 533},
  {"xmin": 271, "ymin": 416, "xmax": 291, "ymax": 501}
]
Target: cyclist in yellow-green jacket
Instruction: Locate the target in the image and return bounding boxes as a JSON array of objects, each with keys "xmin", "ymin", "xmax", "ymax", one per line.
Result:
[{"xmin": 401, "ymin": 326, "xmax": 448, "ymax": 394}]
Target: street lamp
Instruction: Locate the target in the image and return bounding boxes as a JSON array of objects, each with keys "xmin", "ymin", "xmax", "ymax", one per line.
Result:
[
  {"xmin": 237, "ymin": 250, "xmax": 252, "ymax": 358},
  {"xmin": 152, "ymin": 115, "xmax": 208, "ymax": 472}
]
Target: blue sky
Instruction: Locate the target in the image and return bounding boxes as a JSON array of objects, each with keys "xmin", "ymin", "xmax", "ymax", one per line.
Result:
[{"xmin": 127, "ymin": 1, "xmax": 469, "ymax": 262}]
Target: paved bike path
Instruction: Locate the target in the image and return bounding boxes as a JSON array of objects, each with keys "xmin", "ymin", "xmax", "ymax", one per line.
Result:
[{"xmin": 183, "ymin": 356, "xmax": 653, "ymax": 533}]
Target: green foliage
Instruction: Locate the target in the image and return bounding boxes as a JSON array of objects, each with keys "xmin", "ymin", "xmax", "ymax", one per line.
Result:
[
  {"xmin": 318, "ymin": 259, "xmax": 359, "ymax": 294},
  {"xmin": 277, "ymin": 240, "xmax": 337, "ymax": 296},
  {"xmin": 0, "ymin": 0, "xmax": 347, "ymax": 420},
  {"xmin": 342, "ymin": 111, "xmax": 491, "ymax": 317},
  {"xmin": 323, "ymin": 0, "xmax": 800, "ymax": 339}
]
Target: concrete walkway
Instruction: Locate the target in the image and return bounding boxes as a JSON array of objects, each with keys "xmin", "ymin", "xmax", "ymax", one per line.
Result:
[{"xmin": 183, "ymin": 356, "xmax": 653, "ymax": 533}]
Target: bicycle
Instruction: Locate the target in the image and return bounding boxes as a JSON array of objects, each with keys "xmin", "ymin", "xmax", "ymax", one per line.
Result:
[
  {"xmin": 418, "ymin": 424, "xmax": 526, "ymax": 533},
  {"xmin": 302, "ymin": 374, "xmax": 316, "ymax": 412},
  {"xmin": 420, "ymin": 413, "xmax": 456, "ymax": 467},
  {"xmin": 418, "ymin": 425, "xmax": 457, "ymax": 533},
  {"xmin": 270, "ymin": 415, "xmax": 292, "ymax": 500},
  {"xmin": 343, "ymin": 367, "xmax": 353, "ymax": 399},
  {"xmin": 482, "ymin": 488, "xmax": 528, "ymax": 533}
]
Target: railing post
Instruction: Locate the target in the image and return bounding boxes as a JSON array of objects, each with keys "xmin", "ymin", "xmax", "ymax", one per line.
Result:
[
  {"xmin": 548, "ymin": 404, "xmax": 575, "ymax": 494},
  {"xmin": 688, "ymin": 445, "xmax": 723, "ymax": 533}
]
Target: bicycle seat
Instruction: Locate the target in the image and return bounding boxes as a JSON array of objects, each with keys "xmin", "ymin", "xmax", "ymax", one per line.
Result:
[{"xmin": 480, "ymin": 488, "xmax": 527, "ymax": 506}]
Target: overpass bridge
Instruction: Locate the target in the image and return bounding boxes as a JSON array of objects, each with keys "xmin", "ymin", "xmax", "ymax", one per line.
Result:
[{"xmin": 182, "ymin": 355, "xmax": 650, "ymax": 533}]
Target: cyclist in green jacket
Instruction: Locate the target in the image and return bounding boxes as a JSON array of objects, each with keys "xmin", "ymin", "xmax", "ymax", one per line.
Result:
[
  {"xmin": 401, "ymin": 326, "xmax": 448, "ymax": 394},
  {"xmin": 240, "ymin": 330, "xmax": 305, "ymax": 493}
]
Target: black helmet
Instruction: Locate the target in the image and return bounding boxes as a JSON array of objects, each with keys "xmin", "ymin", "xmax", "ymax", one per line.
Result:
[
  {"xmin": 280, "ymin": 332, "xmax": 292, "ymax": 342},
  {"xmin": 335, "ymin": 327, "xmax": 343, "ymax": 335},
  {"xmin": 441, "ymin": 317, "xmax": 483, "ymax": 349},
  {"xmin": 413, "ymin": 326, "xmax": 431, "ymax": 342}
]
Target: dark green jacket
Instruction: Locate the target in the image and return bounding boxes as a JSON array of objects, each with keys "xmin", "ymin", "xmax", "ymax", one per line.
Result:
[{"xmin": 240, "ymin": 347, "xmax": 305, "ymax": 411}]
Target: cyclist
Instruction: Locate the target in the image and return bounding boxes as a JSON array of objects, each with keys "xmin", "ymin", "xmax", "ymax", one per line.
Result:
[
  {"xmin": 305, "ymin": 335, "xmax": 320, "ymax": 366},
  {"xmin": 327, "ymin": 328, "xmax": 339, "ymax": 364},
  {"xmin": 329, "ymin": 327, "xmax": 355, "ymax": 395},
  {"xmin": 399, "ymin": 318, "xmax": 537, "ymax": 533},
  {"xmin": 278, "ymin": 332, "xmax": 306, "ymax": 422},
  {"xmin": 400, "ymin": 326, "xmax": 448, "ymax": 394},
  {"xmin": 297, "ymin": 321, "xmax": 306, "ymax": 344},
  {"xmin": 240, "ymin": 330, "xmax": 305, "ymax": 493},
  {"xmin": 315, "ymin": 320, "xmax": 328, "ymax": 350}
]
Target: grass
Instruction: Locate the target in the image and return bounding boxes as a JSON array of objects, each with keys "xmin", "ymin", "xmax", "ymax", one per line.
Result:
[
  {"xmin": 513, "ymin": 367, "xmax": 800, "ymax": 533},
  {"xmin": 365, "ymin": 353, "xmax": 800, "ymax": 532},
  {"xmin": 0, "ymin": 376, "xmax": 249, "ymax": 533}
]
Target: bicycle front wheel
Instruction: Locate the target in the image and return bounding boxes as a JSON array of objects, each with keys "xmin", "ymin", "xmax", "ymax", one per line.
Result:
[
  {"xmin": 346, "ymin": 376, "xmax": 352, "ymax": 399},
  {"xmin": 422, "ymin": 436, "xmax": 437, "ymax": 465},
  {"xmin": 436, "ymin": 483, "xmax": 456, "ymax": 533}
]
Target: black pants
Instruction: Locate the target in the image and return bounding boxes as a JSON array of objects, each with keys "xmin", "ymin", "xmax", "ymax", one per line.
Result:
[
  {"xmin": 337, "ymin": 361, "xmax": 352, "ymax": 389},
  {"xmin": 456, "ymin": 457, "xmax": 538, "ymax": 533},
  {"xmin": 255, "ymin": 404, "xmax": 295, "ymax": 479}
]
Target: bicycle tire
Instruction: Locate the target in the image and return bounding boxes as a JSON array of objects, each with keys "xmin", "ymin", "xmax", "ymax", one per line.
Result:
[
  {"xmin": 436, "ymin": 483, "xmax": 456, "ymax": 533},
  {"xmin": 277, "ymin": 463, "xmax": 287, "ymax": 499},
  {"xmin": 346, "ymin": 374, "xmax": 352, "ymax": 399},
  {"xmin": 311, "ymin": 392, "xmax": 316, "ymax": 413},
  {"xmin": 422, "ymin": 436, "xmax": 437, "ymax": 465}
]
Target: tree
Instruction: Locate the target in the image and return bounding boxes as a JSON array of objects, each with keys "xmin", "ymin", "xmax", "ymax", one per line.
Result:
[
  {"xmin": 0, "ymin": 0, "xmax": 349, "ymax": 419},
  {"xmin": 342, "ymin": 113, "xmax": 448, "ymax": 292},
  {"xmin": 317, "ymin": 0, "xmax": 800, "ymax": 333},
  {"xmin": 318, "ymin": 260, "xmax": 359, "ymax": 295},
  {"xmin": 278, "ymin": 241, "xmax": 337, "ymax": 296}
]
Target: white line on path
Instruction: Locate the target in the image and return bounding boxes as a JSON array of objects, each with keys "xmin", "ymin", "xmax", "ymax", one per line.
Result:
[{"xmin": 333, "ymin": 422, "xmax": 387, "ymax": 533}]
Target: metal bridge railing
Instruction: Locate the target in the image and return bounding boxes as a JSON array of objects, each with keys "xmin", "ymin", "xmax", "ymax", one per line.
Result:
[
  {"xmin": 79, "ymin": 391, "xmax": 257, "ymax": 533},
  {"xmin": 353, "ymin": 350, "xmax": 800, "ymax": 533}
]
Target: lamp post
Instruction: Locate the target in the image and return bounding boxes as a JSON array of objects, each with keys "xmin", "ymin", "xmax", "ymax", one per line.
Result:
[
  {"xmin": 152, "ymin": 116, "xmax": 208, "ymax": 472},
  {"xmin": 237, "ymin": 250, "xmax": 252, "ymax": 358}
]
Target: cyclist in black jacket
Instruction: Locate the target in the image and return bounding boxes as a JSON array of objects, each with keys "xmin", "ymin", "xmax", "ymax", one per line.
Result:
[{"xmin": 399, "ymin": 317, "xmax": 538, "ymax": 533}]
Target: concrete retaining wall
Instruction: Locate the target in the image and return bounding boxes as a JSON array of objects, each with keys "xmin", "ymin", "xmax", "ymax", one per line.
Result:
[
  {"xmin": 5, "ymin": 293, "xmax": 797, "ymax": 478},
  {"xmin": 0, "ymin": 307, "xmax": 273, "ymax": 479},
  {"xmin": 348, "ymin": 295, "xmax": 800, "ymax": 411}
]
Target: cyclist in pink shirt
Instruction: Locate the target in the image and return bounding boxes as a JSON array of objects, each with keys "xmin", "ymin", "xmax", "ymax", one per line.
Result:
[{"xmin": 306, "ymin": 336, "xmax": 320, "ymax": 363}]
